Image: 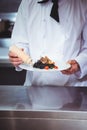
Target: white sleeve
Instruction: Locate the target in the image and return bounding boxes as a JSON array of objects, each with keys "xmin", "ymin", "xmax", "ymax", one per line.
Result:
[
  {"xmin": 11, "ymin": 0, "xmax": 31, "ymax": 71},
  {"xmin": 75, "ymin": 18, "xmax": 87, "ymax": 79},
  {"xmin": 11, "ymin": 0, "xmax": 30, "ymax": 44},
  {"xmin": 15, "ymin": 66, "xmax": 23, "ymax": 71}
]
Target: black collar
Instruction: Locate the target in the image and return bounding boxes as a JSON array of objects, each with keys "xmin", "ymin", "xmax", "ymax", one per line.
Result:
[{"xmin": 38, "ymin": 0, "xmax": 59, "ymax": 22}]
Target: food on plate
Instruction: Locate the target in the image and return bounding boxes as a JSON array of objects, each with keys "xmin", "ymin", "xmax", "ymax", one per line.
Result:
[
  {"xmin": 9, "ymin": 45, "xmax": 32, "ymax": 64},
  {"xmin": 33, "ymin": 56, "xmax": 58, "ymax": 69}
]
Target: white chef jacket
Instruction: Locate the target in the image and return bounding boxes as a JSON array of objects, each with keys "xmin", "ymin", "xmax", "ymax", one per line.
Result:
[{"xmin": 11, "ymin": 0, "xmax": 87, "ymax": 87}]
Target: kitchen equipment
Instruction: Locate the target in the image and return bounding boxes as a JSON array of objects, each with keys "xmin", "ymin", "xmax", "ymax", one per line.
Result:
[{"xmin": 0, "ymin": 19, "xmax": 14, "ymax": 38}]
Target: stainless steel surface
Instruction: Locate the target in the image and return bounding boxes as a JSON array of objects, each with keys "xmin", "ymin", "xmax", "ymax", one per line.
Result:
[
  {"xmin": 0, "ymin": 38, "xmax": 11, "ymax": 48},
  {"xmin": 0, "ymin": 110, "xmax": 87, "ymax": 130},
  {"xmin": 0, "ymin": 13, "xmax": 17, "ymax": 21},
  {"xmin": 0, "ymin": 46, "xmax": 11, "ymax": 64},
  {"xmin": 0, "ymin": 48, "xmax": 9, "ymax": 63},
  {"xmin": 0, "ymin": 86, "xmax": 87, "ymax": 130},
  {"xmin": 0, "ymin": 86, "xmax": 31, "ymax": 110}
]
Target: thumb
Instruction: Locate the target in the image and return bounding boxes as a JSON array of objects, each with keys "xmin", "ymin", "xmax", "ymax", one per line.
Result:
[{"xmin": 67, "ymin": 60, "xmax": 76, "ymax": 65}]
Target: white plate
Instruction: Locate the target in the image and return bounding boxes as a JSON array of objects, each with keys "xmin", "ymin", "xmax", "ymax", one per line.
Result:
[{"xmin": 19, "ymin": 61, "xmax": 71, "ymax": 71}]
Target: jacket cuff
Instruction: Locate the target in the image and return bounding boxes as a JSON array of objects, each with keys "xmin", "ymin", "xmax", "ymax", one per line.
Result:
[
  {"xmin": 75, "ymin": 54, "xmax": 87, "ymax": 79},
  {"xmin": 15, "ymin": 66, "xmax": 23, "ymax": 71}
]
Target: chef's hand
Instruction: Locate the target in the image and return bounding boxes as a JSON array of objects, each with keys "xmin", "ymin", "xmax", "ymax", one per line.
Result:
[
  {"xmin": 61, "ymin": 60, "xmax": 80, "ymax": 75},
  {"xmin": 8, "ymin": 49, "xmax": 23, "ymax": 67}
]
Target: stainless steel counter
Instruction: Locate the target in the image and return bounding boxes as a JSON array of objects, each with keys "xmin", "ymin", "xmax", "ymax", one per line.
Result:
[
  {"xmin": 0, "ymin": 48, "xmax": 10, "ymax": 64},
  {"xmin": 0, "ymin": 85, "xmax": 87, "ymax": 130}
]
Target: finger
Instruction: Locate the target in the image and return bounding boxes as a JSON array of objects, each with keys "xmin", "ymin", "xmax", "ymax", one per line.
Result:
[
  {"xmin": 9, "ymin": 57, "xmax": 23, "ymax": 62},
  {"xmin": 10, "ymin": 58, "xmax": 23, "ymax": 67},
  {"xmin": 61, "ymin": 69, "xmax": 72, "ymax": 75},
  {"xmin": 9, "ymin": 54, "xmax": 23, "ymax": 66},
  {"xmin": 9, "ymin": 51, "xmax": 23, "ymax": 62},
  {"xmin": 9, "ymin": 48, "xmax": 24, "ymax": 57},
  {"xmin": 8, "ymin": 51, "xmax": 18, "ymax": 57},
  {"xmin": 67, "ymin": 60, "xmax": 76, "ymax": 65},
  {"xmin": 61, "ymin": 62, "xmax": 79, "ymax": 75}
]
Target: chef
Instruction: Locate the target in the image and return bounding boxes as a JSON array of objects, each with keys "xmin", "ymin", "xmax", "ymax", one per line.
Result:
[
  {"xmin": 9, "ymin": 0, "xmax": 87, "ymax": 108},
  {"xmin": 8, "ymin": 0, "xmax": 87, "ymax": 109}
]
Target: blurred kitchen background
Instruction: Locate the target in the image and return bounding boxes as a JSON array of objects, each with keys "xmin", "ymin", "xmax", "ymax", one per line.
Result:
[
  {"xmin": 0, "ymin": 1, "xmax": 87, "ymax": 130},
  {"xmin": 0, "ymin": 0, "xmax": 26, "ymax": 85}
]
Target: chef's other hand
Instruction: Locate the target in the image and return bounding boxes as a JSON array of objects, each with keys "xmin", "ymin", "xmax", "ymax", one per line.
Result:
[
  {"xmin": 61, "ymin": 60, "xmax": 80, "ymax": 75},
  {"xmin": 8, "ymin": 49, "xmax": 23, "ymax": 67}
]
